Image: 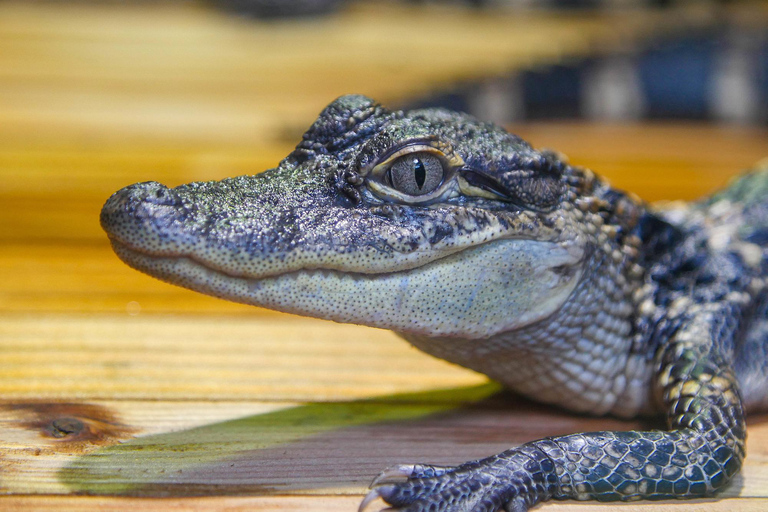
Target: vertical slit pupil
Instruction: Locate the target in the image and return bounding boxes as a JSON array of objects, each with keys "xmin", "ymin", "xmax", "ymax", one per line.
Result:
[{"xmin": 413, "ymin": 158, "xmax": 426, "ymax": 190}]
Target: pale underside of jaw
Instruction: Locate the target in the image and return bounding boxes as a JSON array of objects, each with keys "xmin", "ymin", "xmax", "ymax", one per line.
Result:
[{"xmin": 110, "ymin": 235, "xmax": 583, "ymax": 340}]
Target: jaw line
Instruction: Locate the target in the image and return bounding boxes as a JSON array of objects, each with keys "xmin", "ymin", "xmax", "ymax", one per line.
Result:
[
  {"xmin": 107, "ymin": 237, "xmax": 486, "ymax": 324},
  {"xmin": 108, "ymin": 236, "xmax": 482, "ymax": 283},
  {"xmin": 107, "ymin": 205, "xmax": 552, "ymax": 281},
  {"xmin": 103, "ymin": 202, "xmax": 548, "ymax": 282}
]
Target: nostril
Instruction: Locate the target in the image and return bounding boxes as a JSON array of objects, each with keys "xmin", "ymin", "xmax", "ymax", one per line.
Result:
[
  {"xmin": 101, "ymin": 181, "xmax": 177, "ymax": 233},
  {"xmin": 102, "ymin": 185, "xmax": 137, "ymax": 218},
  {"xmin": 135, "ymin": 182, "xmax": 176, "ymax": 206}
]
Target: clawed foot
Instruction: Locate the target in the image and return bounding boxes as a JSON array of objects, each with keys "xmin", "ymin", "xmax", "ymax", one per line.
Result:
[
  {"xmin": 359, "ymin": 464, "xmax": 454, "ymax": 511},
  {"xmin": 359, "ymin": 459, "xmax": 534, "ymax": 512}
]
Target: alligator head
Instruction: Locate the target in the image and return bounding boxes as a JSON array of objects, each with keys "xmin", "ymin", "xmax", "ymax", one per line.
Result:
[{"xmin": 101, "ymin": 95, "xmax": 588, "ymax": 339}]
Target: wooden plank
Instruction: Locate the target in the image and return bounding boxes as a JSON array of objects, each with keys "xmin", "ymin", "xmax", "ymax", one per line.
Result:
[
  {"xmin": 0, "ymin": 1, "xmax": 729, "ymax": 148},
  {"xmin": 0, "ymin": 144, "xmax": 293, "ymax": 242},
  {"xmin": 0, "ymin": 496, "xmax": 368, "ymax": 512},
  {"xmin": 0, "ymin": 313, "xmax": 486, "ymax": 400},
  {"xmin": 0, "ymin": 244, "xmax": 262, "ymax": 314},
  {"xmin": 511, "ymin": 123, "xmax": 768, "ymax": 202},
  {"xmin": 2, "ymin": 125, "xmax": 766, "ymax": 246},
  {"xmin": 0, "ymin": 242, "xmax": 282, "ymax": 314},
  {"xmin": 3, "ymin": 496, "xmax": 766, "ymax": 512},
  {"xmin": 2, "ymin": 399, "xmax": 768, "ymax": 498},
  {"xmin": 2, "ymin": 124, "xmax": 764, "ymax": 315}
]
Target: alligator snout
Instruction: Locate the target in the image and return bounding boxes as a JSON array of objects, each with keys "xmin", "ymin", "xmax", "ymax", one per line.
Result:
[{"xmin": 100, "ymin": 181, "xmax": 190, "ymax": 256}]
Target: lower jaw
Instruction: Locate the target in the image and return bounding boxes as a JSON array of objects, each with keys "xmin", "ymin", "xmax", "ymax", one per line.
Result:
[{"xmin": 109, "ymin": 236, "xmax": 582, "ymax": 340}]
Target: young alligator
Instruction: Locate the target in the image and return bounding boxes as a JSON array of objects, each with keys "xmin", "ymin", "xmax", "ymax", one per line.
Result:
[{"xmin": 101, "ymin": 95, "xmax": 768, "ymax": 511}]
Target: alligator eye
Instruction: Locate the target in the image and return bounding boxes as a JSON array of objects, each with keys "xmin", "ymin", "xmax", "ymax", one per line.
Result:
[
  {"xmin": 366, "ymin": 143, "xmax": 462, "ymax": 204},
  {"xmin": 389, "ymin": 153, "xmax": 444, "ymax": 196}
]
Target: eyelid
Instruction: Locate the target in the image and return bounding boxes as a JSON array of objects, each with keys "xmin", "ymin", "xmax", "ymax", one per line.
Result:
[{"xmin": 370, "ymin": 144, "xmax": 457, "ymax": 177}]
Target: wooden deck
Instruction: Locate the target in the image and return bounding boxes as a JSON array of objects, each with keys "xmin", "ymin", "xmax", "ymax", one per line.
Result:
[{"xmin": 1, "ymin": 1, "xmax": 768, "ymax": 511}]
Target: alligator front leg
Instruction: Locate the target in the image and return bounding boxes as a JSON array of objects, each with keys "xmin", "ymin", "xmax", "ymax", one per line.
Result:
[{"xmin": 362, "ymin": 312, "xmax": 747, "ymax": 512}]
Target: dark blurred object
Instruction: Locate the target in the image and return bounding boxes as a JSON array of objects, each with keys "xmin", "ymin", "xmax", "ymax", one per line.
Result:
[
  {"xmin": 215, "ymin": 0, "xmax": 344, "ymax": 18},
  {"xmin": 636, "ymin": 37, "xmax": 714, "ymax": 119},
  {"xmin": 407, "ymin": 28, "xmax": 768, "ymax": 126},
  {"xmin": 404, "ymin": 0, "xmax": 739, "ymax": 7}
]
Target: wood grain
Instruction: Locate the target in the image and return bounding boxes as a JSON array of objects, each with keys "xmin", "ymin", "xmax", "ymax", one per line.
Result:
[
  {"xmin": 2, "ymin": 398, "xmax": 768, "ymax": 498},
  {"xmin": 3, "ymin": 496, "xmax": 767, "ymax": 512},
  {"xmin": 0, "ymin": 314, "xmax": 485, "ymax": 400},
  {"xmin": 1, "ymin": 1, "xmax": 768, "ymax": 511}
]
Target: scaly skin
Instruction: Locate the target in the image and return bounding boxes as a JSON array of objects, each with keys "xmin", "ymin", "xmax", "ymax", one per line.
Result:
[{"xmin": 101, "ymin": 95, "xmax": 768, "ymax": 511}]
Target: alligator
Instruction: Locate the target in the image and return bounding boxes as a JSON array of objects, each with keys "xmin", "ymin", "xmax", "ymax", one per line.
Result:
[{"xmin": 101, "ymin": 95, "xmax": 768, "ymax": 511}]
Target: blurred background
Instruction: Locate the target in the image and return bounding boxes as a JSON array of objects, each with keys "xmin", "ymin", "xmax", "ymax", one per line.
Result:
[
  {"xmin": 1, "ymin": 0, "xmax": 768, "ymax": 371},
  {"xmin": 2, "ymin": 0, "xmax": 767, "ymax": 251}
]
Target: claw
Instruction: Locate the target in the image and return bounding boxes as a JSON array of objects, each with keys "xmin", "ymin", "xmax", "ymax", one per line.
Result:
[
  {"xmin": 359, "ymin": 487, "xmax": 390, "ymax": 512},
  {"xmin": 370, "ymin": 464, "xmax": 416, "ymax": 487}
]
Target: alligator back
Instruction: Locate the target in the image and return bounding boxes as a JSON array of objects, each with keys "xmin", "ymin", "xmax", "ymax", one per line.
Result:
[{"xmin": 704, "ymin": 164, "xmax": 768, "ymax": 249}]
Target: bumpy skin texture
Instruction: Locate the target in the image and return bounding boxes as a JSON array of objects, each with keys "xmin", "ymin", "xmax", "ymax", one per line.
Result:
[{"xmin": 101, "ymin": 95, "xmax": 768, "ymax": 511}]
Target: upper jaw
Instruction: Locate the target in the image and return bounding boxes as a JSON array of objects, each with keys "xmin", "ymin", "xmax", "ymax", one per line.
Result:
[{"xmin": 100, "ymin": 170, "xmax": 551, "ymax": 283}]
